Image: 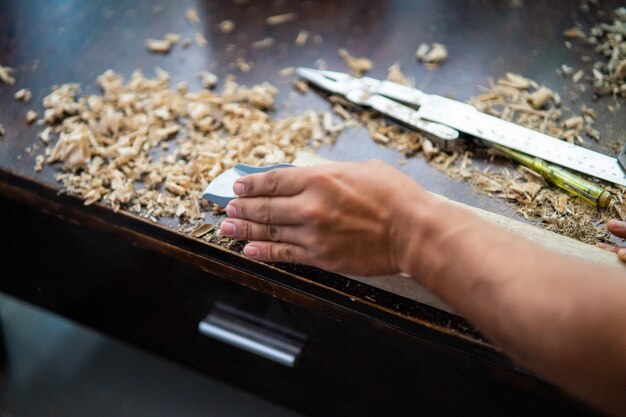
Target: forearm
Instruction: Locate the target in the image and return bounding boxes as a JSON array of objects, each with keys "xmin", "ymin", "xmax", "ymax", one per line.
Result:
[{"xmin": 399, "ymin": 194, "xmax": 626, "ymax": 416}]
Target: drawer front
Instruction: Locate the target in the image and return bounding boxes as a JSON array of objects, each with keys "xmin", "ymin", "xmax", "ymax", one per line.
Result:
[{"xmin": 0, "ymin": 196, "xmax": 598, "ymax": 417}]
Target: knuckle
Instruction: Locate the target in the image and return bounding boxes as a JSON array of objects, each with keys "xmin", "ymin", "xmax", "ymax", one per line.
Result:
[
  {"xmin": 241, "ymin": 221, "xmax": 251, "ymax": 238},
  {"xmin": 301, "ymin": 205, "xmax": 325, "ymax": 225},
  {"xmin": 266, "ymin": 223, "xmax": 280, "ymax": 241},
  {"xmin": 258, "ymin": 197, "xmax": 271, "ymax": 223},
  {"xmin": 281, "ymin": 245, "xmax": 297, "ymax": 263},
  {"xmin": 264, "ymin": 170, "xmax": 280, "ymax": 194}
]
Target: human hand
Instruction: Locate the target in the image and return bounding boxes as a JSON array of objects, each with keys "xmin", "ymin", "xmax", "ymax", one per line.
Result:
[
  {"xmin": 219, "ymin": 160, "xmax": 431, "ymax": 276},
  {"xmin": 597, "ymin": 219, "xmax": 626, "ymax": 262}
]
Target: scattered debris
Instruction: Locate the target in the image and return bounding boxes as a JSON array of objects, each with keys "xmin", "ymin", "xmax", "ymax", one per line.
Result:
[
  {"xmin": 14, "ymin": 88, "xmax": 32, "ymax": 102},
  {"xmin": 337, "ymin": 48, "xmax": 373, "ymax": 76},
  {"xmin": 569, "ymin": 7, "xmax": 626, "ymax": 98},
  {"xmin": 185, "ymin": 7, "xmax": 199, "ymax": 24},
  {"xmin": 292, "ymin": 79, "xmax": 309, "ymax": 94},
  {"xmin": 25, "ymin": 110, "xmax": 37, "ymax": 124},
  {"xmin": 0, "ymin": 65, "xmax": 15, "ymax": 85},
  {"xmin": 145, "ymin": 38, "xmax": 172, "ymax": 54},
  {"xmin": 164, "ymin": 33, "xmax": 181, "ymax": 45},
  {"xmin": 0, "ymin": 123, "xmax": 4, "ymax": 136},
  {"xmin": 218, "ymin": 19, "xmax": 235, "ymax": 34},
  {"xmin": 191, "ymin": 223, "xmax": 214, "ymax": 238},
  {"xmin": 295, "ymin": 30, "xmax": 309, "ymax": 46},
  {"xmin": 198, "ymin": 71, "xmax": 218, "ymax": 89},
  {"xmin": 251, "ymin": 37, "xmax": 274, "ymax": 49},
  {"xmin": 386, "ymin": 62, "xmax": 412, "ymax": 86},
  {"xmin": 33, "ymin": 69, "xmax": 347, "ymax": 225},
  {"xmin": 34, "ymin": 155, "xmax": 44, "ymax": 172},
  {"xmin": 416, "ymin": 43, "xmax": 448, "ymax": 67},
  {"xmin": 195, "ymin": 33, "xmax": 208, "ymax": 47},
  {"xmin": 279, "ymin": 67, "xmax": 295, "ymax": 77},
  {"xmin": 265, "ymin": 12, "xmax": 297, "ymax": 26}
]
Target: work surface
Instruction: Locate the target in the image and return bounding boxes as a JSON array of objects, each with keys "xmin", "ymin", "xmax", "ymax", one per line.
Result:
[{"xmin": 0, "ymin": 1, "xmax": 623, "ymax": 415}]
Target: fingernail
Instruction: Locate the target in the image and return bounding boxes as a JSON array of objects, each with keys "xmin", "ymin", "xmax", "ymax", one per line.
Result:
[
  {"xmin": 611, "ymin": 220, "xmax": 626, "ymax": 231},
  {"xmin": 233, "ymin": 182, "xmax": 245, "ymax": 196},
  {"xmin": 226, "ymin": 204, "xmax": 237, "ymax": 217},
  {"xmin": 221, "ymin": 221, "xmax": 236, "ymax": 237},
  {"xmin": 244, "ymin": 245, "xmax": 259, "ymax": 258}
]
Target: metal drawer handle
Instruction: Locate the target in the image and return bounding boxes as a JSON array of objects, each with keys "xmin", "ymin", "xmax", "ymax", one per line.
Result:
[{"xmin": 198, "ymin": 303, "xmax": 306, "ymax": 367}]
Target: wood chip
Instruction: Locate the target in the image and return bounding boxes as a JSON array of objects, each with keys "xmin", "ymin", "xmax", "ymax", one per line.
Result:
[
  {"xmin": 185, "ymin": 7, "xmax": 199, "ymax": 24},
  {"xmin": 218, "ymin": 20, "xmax": 235, "ymax": 34},
  {"xmin": 423, "ymin": 43, "xmax": 448, "ymax": 65},
  {"xmin": 295, "ymin": 30, "xmax": 309, "ymax": 46},
  {"xmin": 0, "ymin": 65, "xmax": 15, "ymax": 85},
  {"xmin": 292, "ymin": 80, "xmax": 309, "ymax": 94},
  {"xmin": 415, "ymin": 43, "xmax": 430, "ymax": 61},
  {"xmin": 191, "ymin": 223, "xmax": 213, "ymax": 238},
  {"xmin": 0, "ymin": 123, "xmax": 4, "ymax": 136},
  {"xmin": 562, "ymin": 26, "xmax": 585, "ymax": 39},
  {"xmin": 198, "ymin": 71, "xmax": 218, "ymax": 89},
  {"xmin": 25, "ymin": 110, "xmax": 37, "ymax": 124},
  {"xmin": 527, "ymin": 86, "xmax": 555, "ymax": 109},
  {"xmin": 337, "ymin": 48, "xmax": 373, "ymax": 76},
  {"xmin": 251, "ymin": 37, "xmax": 274, "ymax": 49},
  {"xmin": 34, "ymin": 155, "xmax": 44, "ymax": 172},
  {"xmin": 195, "ymin": 33, "xmax": 208, "ymax": 47},
  {"xmin": 145, "ymin": 39, "xmax": 172, "ymax": 53},
  {"xmin": 265, "ymin": 12, "xmax": 297, "ymax": 26},
  {"xmin": 386, "ymin": 62, "xmax": 412, "ymax": 86},
  {"xmin": 14, "ymin": 88, "xmax": 32, "ymax": 102}
]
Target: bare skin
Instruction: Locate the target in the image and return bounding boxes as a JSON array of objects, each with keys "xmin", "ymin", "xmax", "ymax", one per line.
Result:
[{"xmin": 220, "ymin": 160, "xmax": 626, "ymax": 417}]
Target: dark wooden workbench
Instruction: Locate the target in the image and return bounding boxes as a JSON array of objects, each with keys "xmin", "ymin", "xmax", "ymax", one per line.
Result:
[{"xmin": 1, "ymin": 0, "xmax": 622, "ymax": 416}]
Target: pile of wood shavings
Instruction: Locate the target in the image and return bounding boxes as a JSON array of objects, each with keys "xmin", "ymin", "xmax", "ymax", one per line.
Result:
[
  {"xmin": 34, "ymin": 69, "xmax": 346, "ymax": 233},
  {"xmin": 568, "ymin": 7, "xmax": 626, "ymax": 99},
  {"xmin": 347, "ymin": 72, "xmax": 625, "ymax": 244}
]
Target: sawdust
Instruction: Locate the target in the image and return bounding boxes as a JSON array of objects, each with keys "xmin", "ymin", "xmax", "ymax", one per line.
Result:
[
  {"xmin": 569, "ymin": 7, "xmax": 626, "ymax": 99},
  {"xmin": 352, "ymin": 72, "xmax": 622, "ymax": 244},
  {"xmin": 0, "ymin": 65, "xmax": 15, "ymax": 85},
  {"xmin": 265, "ymin": 12, "xmax": 297, "ymax": 26},
  {"xmin": 33, "ymin": 69, "xmax": 347, "ymax": 232},
  {"xmin": 338, "ymin": 48, "xmax": 373, "ymax": 76}
]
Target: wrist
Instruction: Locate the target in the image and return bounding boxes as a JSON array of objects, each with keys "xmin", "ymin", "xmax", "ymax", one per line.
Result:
[{"xmin": 392, "ymin": 192, "xmax": 474, "ymax": 287}]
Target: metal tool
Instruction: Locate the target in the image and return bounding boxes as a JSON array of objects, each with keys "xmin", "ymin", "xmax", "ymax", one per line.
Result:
[
  {"xmin": 296, "ymin": 67, "xmax": 626, "ymax": 188},
  {"xmin": 493, "ymin": 144, "xmax": 611, "ymax": 208},
  {"xmin": 202, "ymin": 163, "xmax": 294, "ymax": 207}
]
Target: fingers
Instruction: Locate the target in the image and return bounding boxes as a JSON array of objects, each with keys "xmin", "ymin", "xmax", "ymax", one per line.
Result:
[
  {"xmin": 607, "ymin": 219, "xmax": 626, "ymax": 239},
  {"xmin": 226, "ymin": 196, "xmax": 304, "ymax": 225},
  {"xmin": 596, "ymin": 241, "xmax": 626, "ymax": 263},
  {"xmin": 243, "ymin": 241, "xmax": 313, "ymax": 264},
  {"xmin": 596, "ymin": 242, "xmax": 619, "ymax": 254},
  {"xmin": 234, "ymin": 167, "xmax": 309, "ymax": 197},
  {"xmin": 220, "ymin": 219, "xmax": 304, "ymax": 244}
]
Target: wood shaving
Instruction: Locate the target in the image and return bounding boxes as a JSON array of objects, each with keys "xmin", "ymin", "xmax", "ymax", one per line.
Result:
[
  {"xmin": 198, "ymin": 71, "xmax": 218, "ymax": 89},
  {"xmin": 0, "ymin": 65, "xmax": 15, "ymax": 85},
  {"xmin": 251, "ymin": 37, "xmax": 274, "ymax": 49},
  {"xmin": 337, "ymin": 48, "xmax": 373, "ymax": 76},
  {"xmin": 265, "ymin": 12, "xmax": 297, "ymax": 26},
  {"xmin": 14, "ymin": 88, "xmax": 32, "ymax": 103},
  {"xmin": 34, "ymin": 155, "xmax": 44, "ymax": 172},
  {"xmin": 145, "ymin": 39, "xmax": 172, "ymax": 54},
  {"xmin": 292, "ymin": 80, "xmax": 309, "ymax": 94},
  {"xmin": 218, "ymin": 20, "xmax": 235, "ymax": 34},
  {"xmin": 185, "ymin": 7, "xmax": 199, "ymax": 24},
  {"xmin": 416, "ymin": 43, "xmax": 448, "ymax": 67},
  {"xmin": 25, "ymin": 110, "xmax": 37, "ymax": 124},
  {"xmin": 195, "ymin": 33, "xmax": 208, "ymax": 47},
  {"xmin": 164, "ymin": 33, "xmax": 181, "ymax": 44},
  {"xmin": 386, "ymin": 62, "xmax": 413, "ymax": 86},
  {"xmin": 569, "ymin": 7, "xmax": 626, "ymax": 98},
  {"xmin": 279, "ymin": 67, "xmax": 295, "ymax": 77},
  {"xmin": 0, "ymin": 123, "xmax": 4, "ymax": 136},
  {"xmin": 295, "ymin": 30, "xmax": 308, "ymax": 46},
  {"xmin": 33, "ymin": 69, "xmax": 346, "ymax": 225}
]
